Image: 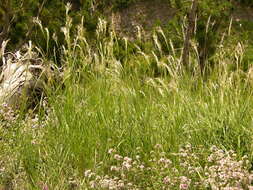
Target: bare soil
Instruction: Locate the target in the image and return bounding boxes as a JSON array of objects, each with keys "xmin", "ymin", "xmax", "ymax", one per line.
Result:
[{"xmin": 110, "ymin": 0, "xmax": 175, "ymax": 39}]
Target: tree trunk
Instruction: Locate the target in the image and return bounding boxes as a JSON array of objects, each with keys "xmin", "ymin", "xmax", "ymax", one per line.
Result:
[{"xmin": 182, "ymin": 0, "xmax": 198, "ymax": 68}]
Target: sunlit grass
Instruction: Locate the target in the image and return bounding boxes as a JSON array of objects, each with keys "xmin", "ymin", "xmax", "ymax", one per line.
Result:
[{"xmin": 1, "ymin": 5, "xmax": 253, "ymax": 189}]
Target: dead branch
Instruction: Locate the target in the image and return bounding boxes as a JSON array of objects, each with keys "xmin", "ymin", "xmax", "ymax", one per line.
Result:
[{"xmin": 0, "ymin": 41, "xmax": 58, "ymax": 109}]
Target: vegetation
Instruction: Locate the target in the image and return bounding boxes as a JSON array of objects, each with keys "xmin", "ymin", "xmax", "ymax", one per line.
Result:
[
  {"xmin": 0, "ymin": 0, "xmax": 253, "ymax": 189},
  {"xmin": 239, "ymin": 0, "xmax": 253, "ymax": 6}
]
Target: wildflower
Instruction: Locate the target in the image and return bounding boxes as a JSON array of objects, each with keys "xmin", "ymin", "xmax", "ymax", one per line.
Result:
[
  {"xmin": 114, "ymin": 154, "xmax": 122, "ymax": 161},
  {"xmin": 159, "ymin": 158, "xmax": 166, "ymax": 164},
  {"xmin": 136, "ymin": 155, "xmax": 140, "ymax": 160},
  {"xmin": 108, "ymin": 148, "xmax": 115, "ymax": 154},
  {"xmin": 31, "ymin": 140, "xmax": 37, "ymax": 145},
  {"xmin": 100, "ymin": 179, "xmax": 110, "ymax": 188},
  {"xmin": 84, "ymin": 170, "xmax": 94, "ymax": 178},
  {"xmin": 249, "ymin": 174, "xmax": 253, "ymax": 182},
  {"xmin": 158, "ymin": 157, "xmax": 172, "ymax": 169},
  {"xmin": 163, "ymin": 176, "xmax": 170, "ymax": 184},
  {"xmin": 110, "ymin": 166, "xmax": 120, "ymax": 172},
  {"xmin": 89, "ymin": 181, "xmax": 96, "ymax": 188},
  {"xmin": 122, "ymin": 161, "xmax": 132, "ymax": 170},
  {"xmin": 180, "ymin": 152, "xmax": 188, "ymax": 157},
  {"xmin": 124, "ymin": 157, "xmax": 132, "ymax": 163},
  {"xmin": 180, "ymin": 183, "xmax": 189, "ymax": 190},
  {"xmin": 118, "ymin": 180, "xmax": 124, "ymax": 188}
]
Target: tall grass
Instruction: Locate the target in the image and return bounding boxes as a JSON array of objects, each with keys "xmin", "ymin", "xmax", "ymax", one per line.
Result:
[{"xmin": 1, "ymin": 4, "xmax": 253, "ymax": 189}]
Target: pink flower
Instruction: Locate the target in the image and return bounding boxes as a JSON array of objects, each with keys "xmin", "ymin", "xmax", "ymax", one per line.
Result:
[
  {"xmin": 180, "ymin": 183, "xmax": 189, "ymax": 190},
  {"xmin": 42, "ymin": 185, "xmax": 49, "ymax": 190}
]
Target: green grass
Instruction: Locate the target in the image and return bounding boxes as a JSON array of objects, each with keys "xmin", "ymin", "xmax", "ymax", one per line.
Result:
[
  {"xmin": 1, "ymin": 12, "xmax": 253, "ymax": 189},
  {"xmin": 1, "ymin": 69, "xmax": 253, "ymax": 189}
]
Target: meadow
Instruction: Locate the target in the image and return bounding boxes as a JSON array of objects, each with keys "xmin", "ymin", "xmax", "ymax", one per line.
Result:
[{"xmin": 1, "ymin": 5, "xmax": 253, "ymax": 190}]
